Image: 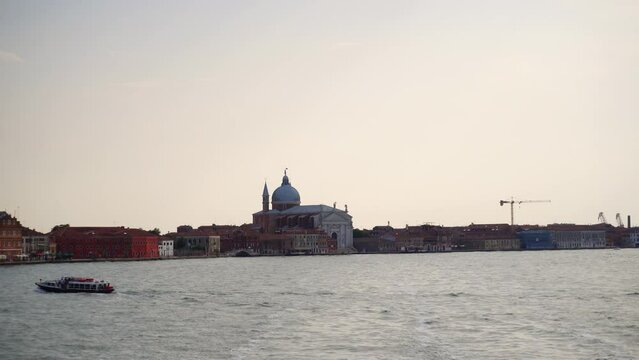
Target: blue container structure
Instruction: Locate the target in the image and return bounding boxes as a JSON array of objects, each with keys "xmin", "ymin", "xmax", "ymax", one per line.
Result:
[{"xmin": 518, "ymin": 230, "xmax": 555, "ymax": 250}]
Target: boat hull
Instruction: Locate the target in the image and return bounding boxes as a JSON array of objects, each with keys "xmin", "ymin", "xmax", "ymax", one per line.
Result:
[{"xmin": 36, "ymin": 283, "xmax": 114, "ymax": 293}]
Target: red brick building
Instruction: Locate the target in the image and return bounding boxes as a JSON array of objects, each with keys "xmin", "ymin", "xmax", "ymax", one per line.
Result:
[
  {"xmin": 395, "ymin": 225, "xmax": 453, "ymax": 252},
  {"xmin": 450, "ymin": 223, "xmax": 520, "ymax": 251},
  {"xmin": 194, "ymin": 224, "xmax": 242, "ymax": 254},
  {"xmin": 0, "ymin": 211, "xmax": 23, "ymax": 261},
  {"xmin": 177, "ymin": 223, "xmax": 337, "ymax": 256},
  {"xmin": 49, "ymin": 226, "xmax": 159, "ymax": 259}
]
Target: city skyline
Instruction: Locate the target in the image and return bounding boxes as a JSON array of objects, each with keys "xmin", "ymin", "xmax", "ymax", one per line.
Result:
[{"xmin": 1, "ymin": 1, "xmax": 638, "ymax": 233}]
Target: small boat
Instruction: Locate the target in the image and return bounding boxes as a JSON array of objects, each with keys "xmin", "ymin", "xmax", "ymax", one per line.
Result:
[{"xmin": 36, "ymin": 277, "xmax": 114, "ymax": 293}]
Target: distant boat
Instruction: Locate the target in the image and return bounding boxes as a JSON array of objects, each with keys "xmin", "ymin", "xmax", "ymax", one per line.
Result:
[{"xmin": 36, "ymin": 277, "xmax": 114, "ymax": 293}]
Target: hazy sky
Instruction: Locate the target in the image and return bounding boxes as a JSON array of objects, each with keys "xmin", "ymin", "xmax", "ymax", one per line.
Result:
[{"xmin": 1, "ymin": 1, "xmax": 637, "ymax": 233}]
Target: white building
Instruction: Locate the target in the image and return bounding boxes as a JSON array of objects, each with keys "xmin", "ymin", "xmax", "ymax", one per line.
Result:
[
  {"xmin": 22, "ymin": 228, "xmax": 49, "ymax": 256},
  {"xmin": 553, "ymin": 231, "xmax": 606, "ymax": 249},
  {"xmin": 281, "ymin": 205, "xmax": 353, "ymax": 250},
  {"xmin": 159, "ymin": 239, "xmax": 174, "ymax": 257}
]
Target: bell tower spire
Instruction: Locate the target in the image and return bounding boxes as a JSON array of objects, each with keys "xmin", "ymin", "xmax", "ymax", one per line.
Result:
[{"xmin": 262, "ymin": 182, "xmax": 269, "ymax": 212}]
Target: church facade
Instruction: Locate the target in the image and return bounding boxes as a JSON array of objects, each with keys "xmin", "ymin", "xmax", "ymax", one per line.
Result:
[{"xmin": 252, "ymin": 171, "xmax": 354, "ymax": 252}]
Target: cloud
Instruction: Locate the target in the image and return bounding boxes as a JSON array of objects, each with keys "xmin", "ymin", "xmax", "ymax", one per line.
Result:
[{"xmin": 0, "ymin": 50, "xmax": 24, "ymax": 63}]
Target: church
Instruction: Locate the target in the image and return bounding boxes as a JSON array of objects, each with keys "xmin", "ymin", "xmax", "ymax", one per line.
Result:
[{"xmin": 252, "ymin": 170, "xmax": 354, "ymax": 252}]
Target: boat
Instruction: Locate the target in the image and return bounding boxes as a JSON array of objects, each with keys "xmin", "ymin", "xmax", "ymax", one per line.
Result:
[{"xmin": 36, "ymin": 277, "xmax": 114, "ymax": 293}]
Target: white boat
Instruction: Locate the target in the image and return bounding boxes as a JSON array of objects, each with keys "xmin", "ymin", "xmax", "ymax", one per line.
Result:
[{"xmin": 36, "ymin": 277, "xmax": 114, "ymax": 293}]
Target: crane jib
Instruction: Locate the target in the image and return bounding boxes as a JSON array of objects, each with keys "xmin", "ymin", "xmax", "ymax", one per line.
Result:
[{"xmin": 499, "ymin": 198, "xmax": 551, "ymax": 226}]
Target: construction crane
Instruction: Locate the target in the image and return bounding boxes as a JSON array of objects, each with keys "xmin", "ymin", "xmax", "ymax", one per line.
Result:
[
  {"xmin": 499, "ymin": 197, "xmax": 551, "ymax": 226},
  {"xmin": 616, "ymin": 213, "xmax": 625, "ymax": 228},
  {"xmin": 598, "ymin": 212, "xmax": 607, "ymax": 224}
]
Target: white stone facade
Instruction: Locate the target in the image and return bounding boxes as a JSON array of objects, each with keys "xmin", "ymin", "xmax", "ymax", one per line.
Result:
[
  {"xmin": 285, "ymin": 205, "xmax": 353, "ymax": 251},
  {"xmin": 553, "ymin": 231, "xmax": 606, "ymax": 249},
  {"xmin": 159, "ymin": 239, "xmax": 174, "ymax": 257},
  {"xmin": 320, "ymin": 213, "xmax": 354, "ymax": 251},
  {"xmin": 22, "ymin": 235, "xmax": 48, "ymax": 254}
]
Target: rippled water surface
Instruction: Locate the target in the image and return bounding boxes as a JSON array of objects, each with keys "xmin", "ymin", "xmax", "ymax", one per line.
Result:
[{"xmin": 1, "ymin": 250, "xmax": 638, "ymax": 359}]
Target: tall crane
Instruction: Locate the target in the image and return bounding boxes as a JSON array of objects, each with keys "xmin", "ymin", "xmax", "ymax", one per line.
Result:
[
  {"xmin": 616, "ymin": 213, "xmax": 625, "ymax": 228},
  {"xmin": 598, "ymin": 212, "xmax": 607, "ymax": 224},
  {"xmin": 499, "ymin": 197, "xmax": 551, "ymax": 226}
]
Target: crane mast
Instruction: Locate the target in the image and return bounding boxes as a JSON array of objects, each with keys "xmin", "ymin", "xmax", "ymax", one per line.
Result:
[
  {"xmin": 598, "ymin": 212, "xmax": 607, "ymax": 224},
  {"xmin": 499, "ymin": 197, "xmax": 551, "ymax": 226}
]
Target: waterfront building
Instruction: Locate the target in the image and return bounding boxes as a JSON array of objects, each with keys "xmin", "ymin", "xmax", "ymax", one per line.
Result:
[
  {"xmin": 207, "ymin": 224, "xmax": 288, "ymax": 256},
  {"xmin": 214, "ymin": 225, "xmax": 261, "ymax": 255},
  {"xmin": 396, "ymin": 225, "xmax": 452, "ymax": 252},
  {"xmin": 252, "ymin": 170, "xmax": 354, "ymax": 252},
  {"xmin": 552, "ymin": 231, "xmax": 606, "ymax": 249},
  {"xmin": 22, "ymin": 227, "xmax": 50, "ymax": 259},
  {"xmin": 353, "ymin": 237, "xmax": 396, "ymax": 253},
  {"xmin": 353, "ymin": 225, "xmax": 453, "ymax": 253},
  {"xmin": 483, "ymin": 238, "xmax": 521, "ymax": 251},
  {"xmin": 253, "ymin": 232, "xmax": 293, "ymax": 255},
  {"xmin": 189, "ymin": 223, "xmax": 335, "ymax": 256},
  {"xmin": 518, "ymin": 230, "xmax": 554, "ymax": 250},
  {"xmin": 546, "ymin": 224, "xmax": 607, "ymax": 249},
  {"xmin": 289, "ymin": 230, "xmax": 337, "ymax": 255},
  {"xmin": 370, "ymin": 225, "xmax": 398, "ymax": 242},
  {"xmin": 453, "ymin": 224, "xmax": 519, "ymax": 251},
  {"xmin": 158, "ymin": 237, "xmax": 174, "ymax": 257},
  {"xmin": 49, "ymin": 226, "xmax": 159, "ymax": 259},
  {"xmin": 0, "ymin": 211, "xmax": 23, "ymax": 261},
  {"xmin": 167, "ymin": 229, "xmax": 220, "ymax": 257},
  {"xmin": 192, "ymin": 224, "xmax": 239, "ymax": 253},
  {"xmin": 629, "ymin": 230, "xmax": 639, "ymax": 247}
]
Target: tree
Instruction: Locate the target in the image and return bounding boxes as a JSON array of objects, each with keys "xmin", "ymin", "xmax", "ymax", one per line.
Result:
[
  {"xmin": 353, "ymin": 228, "xmax": 370, "ymax": 238},
  {"xmin": 149, "ymin": 228, "xmax": 161, "ymax": 235},
  {"xmin": 52, "ymin": 224, "xmax": 69, "ymax": 232}
]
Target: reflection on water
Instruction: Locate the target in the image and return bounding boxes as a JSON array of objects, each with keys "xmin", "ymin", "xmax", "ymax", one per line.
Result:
[{"xmin": 1, "ymin": 250, "xmax": 638, "ymax": 359}]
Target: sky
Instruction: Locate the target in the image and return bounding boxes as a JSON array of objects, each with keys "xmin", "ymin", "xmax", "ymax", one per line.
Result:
[{"xmin": 1, "ymin": 1, "xmax": 637, "ymax": 233}]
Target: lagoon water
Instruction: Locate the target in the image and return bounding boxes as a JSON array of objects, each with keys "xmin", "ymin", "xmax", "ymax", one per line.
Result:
[{"xmin": 1, "ymin": 250, "xmax": 638, "ymax": 359}]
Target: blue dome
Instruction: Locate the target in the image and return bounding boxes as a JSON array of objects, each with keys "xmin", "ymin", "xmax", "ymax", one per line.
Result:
[
  {"xmin": 272, "ymin": 185, "xmax": 301, "ymax": 204},
  {"xmin": 272, "ymin": 171, "xmax": 300, "ymax": 207}
]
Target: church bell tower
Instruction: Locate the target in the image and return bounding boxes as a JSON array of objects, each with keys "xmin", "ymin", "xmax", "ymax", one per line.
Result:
[{"xmin": 262, "ymin": 182, "xmax": 269, "ymax": 212}]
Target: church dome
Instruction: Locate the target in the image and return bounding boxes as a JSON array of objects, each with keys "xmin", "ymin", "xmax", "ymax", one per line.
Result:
[{"xmin": 272, "ymin": 170, "xmax": 300, "ymax": 209}]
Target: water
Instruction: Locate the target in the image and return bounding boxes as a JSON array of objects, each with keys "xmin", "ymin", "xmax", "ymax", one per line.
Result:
[{"xmin": 1, "ymin": 250, "xmax": 638, "ymax": 360}]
